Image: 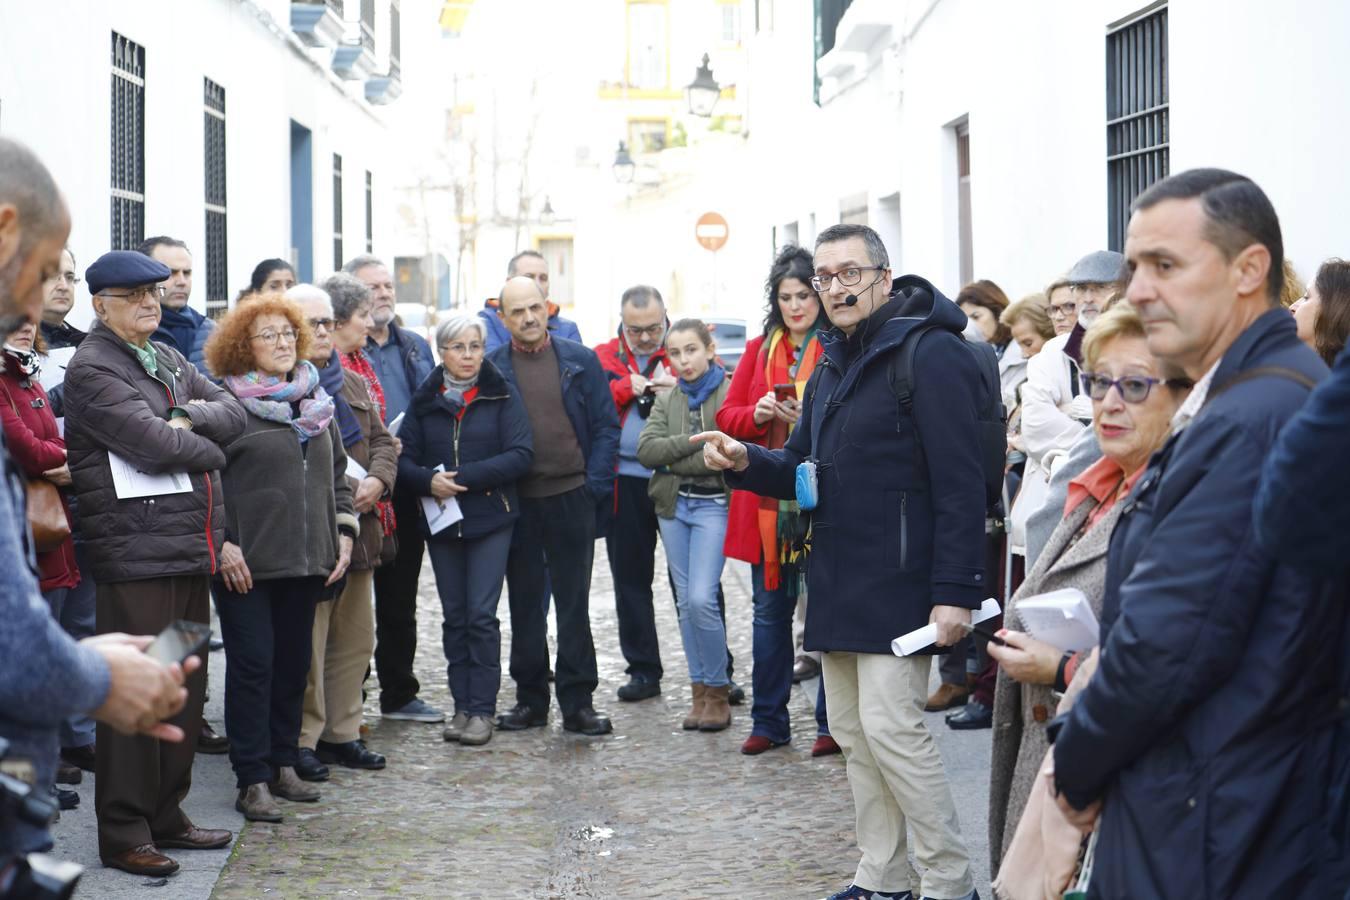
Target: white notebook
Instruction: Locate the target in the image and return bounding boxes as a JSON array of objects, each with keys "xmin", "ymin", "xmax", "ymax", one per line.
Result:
[{"xmin": 1013, "ymin": 588, "xmax": 1100, "ymax": 653}]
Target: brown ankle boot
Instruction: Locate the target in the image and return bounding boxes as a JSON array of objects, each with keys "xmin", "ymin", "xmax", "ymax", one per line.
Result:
[
  {"xmin": 683, "ymin": 683, "xmax": 706, "ymax": 730},
  {"xmin": 699, "ymin": 684, "xmax": 731, "ymax": 731},
  {"xmin": 924, "ymin": 681, "xmax": 970, "ymax": 712}
]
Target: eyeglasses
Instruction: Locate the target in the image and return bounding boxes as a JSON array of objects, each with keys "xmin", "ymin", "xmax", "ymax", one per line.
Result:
[
  {"xmin": 623, "ymin": 323, "xmax": 666, "ymax": 338},
  {"xmin": 47, "ymin": 272, "xmax": 80, "ymax": 286},
  {"xmin": 1048, "ymin": 300, "xmax": 1078, "ymax": 319},
  {"xmin": 98, "ymin": 285, "xmax": 166, "ymax": 302},
  {"xmin": 1080, "ymin": 372, "xmax": 1163, "ymax": 403},
  {"xmin": 250, "ymin": 328, "xmax": 299, "ymax": 346},
  {"xmin": 440, "ymin": 342, "xmax": 484, "ymax": 356},
  {"xmin": 307, "ymin": 318, "xmax": 335, "ymax": 332},
  {"xmin": 810, "ymin": 267, "xmax": 883, "ymax": 292}
]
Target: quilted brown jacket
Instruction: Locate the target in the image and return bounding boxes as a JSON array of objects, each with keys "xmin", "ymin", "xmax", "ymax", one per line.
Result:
[{"xmin": 64, "ymin": 321, "xmax": 246, "ymax": 583}]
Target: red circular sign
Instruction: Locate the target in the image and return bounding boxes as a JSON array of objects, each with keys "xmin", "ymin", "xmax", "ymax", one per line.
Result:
[{"xmin": 695, "ymin": 212, "xmax": 729, "ymax": 252}]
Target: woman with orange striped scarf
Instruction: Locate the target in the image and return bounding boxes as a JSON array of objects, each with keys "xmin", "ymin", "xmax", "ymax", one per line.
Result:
[{"xmin": 716, "ymin": 246, "xmax": 838, "ymax": 756}]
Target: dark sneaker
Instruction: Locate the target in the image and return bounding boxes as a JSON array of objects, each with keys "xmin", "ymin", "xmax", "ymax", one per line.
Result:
[{"xmin": 616, "ymin": 677, "xmax": 661, "ymax": 702}]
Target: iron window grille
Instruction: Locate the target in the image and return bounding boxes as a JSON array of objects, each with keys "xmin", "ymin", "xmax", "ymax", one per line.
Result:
[
  {"xmin": 813, "ymin": 0, "xmax": 853, "ymax": 104},
  {"xmin": 390, "ymin": 1, "xmax": 401, "ymax": 79},
  {"xmin": 360, "ymin": 0, "xmax": 376, "ymax": 53},
  {"xmin": 111, "ymin": 33, "xmax": 145, "ymax": 251},
  {"xmin": 333, "ymin": 153, "xmax": 344, "ymax": 270},
  {"xmin": 204, "ymin": 78, "xmax": 228, "ymax": 318},
  {"xmin": 1107, "ymin": 3, "xmax": 1169, "ymax": 252}
]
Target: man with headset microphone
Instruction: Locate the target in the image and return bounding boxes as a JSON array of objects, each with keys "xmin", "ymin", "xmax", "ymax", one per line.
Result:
[{"xmin": 694, "ymin": 224, "xmax": 985, "ymax": 900}]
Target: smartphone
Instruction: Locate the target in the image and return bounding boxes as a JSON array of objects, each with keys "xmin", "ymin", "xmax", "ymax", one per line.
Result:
[
  {"xmin": 958, "ymin": 620, "xmax": 1008, "ymax": 647},
  {"xmin": 144, "ymin": 619, "xmax": 212, "ymax": 666},
  {"xmin": 773, "ymin": 382, "xmax": 797, "ymax": 403}
]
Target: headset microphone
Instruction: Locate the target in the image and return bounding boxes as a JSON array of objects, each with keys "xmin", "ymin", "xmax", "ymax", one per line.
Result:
[{"xmin": 844, "ymin": 294, "xmax": 859, "ymax": 306}]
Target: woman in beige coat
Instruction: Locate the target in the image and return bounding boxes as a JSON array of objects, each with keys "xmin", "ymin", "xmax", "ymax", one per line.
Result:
[{"xmin": 986, "ymin": 302, "xmax": 1192, "ymax": 875}]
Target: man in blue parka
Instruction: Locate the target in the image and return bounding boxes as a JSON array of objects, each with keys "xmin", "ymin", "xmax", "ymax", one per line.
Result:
[
  {"xmin": 479, "ymin": 250, "xmax": 581, "ymax": 354},
  {"xmin": 696, "ymin": 224, "xmax": 986, "ymax": 900},
  {"xmin": 1253, "ymin": 341, "xmax": 1350, "ymax": 896},
  {"xmin": 1049, "ymin": 169, "xmax": 1347, "ymax": 899}
]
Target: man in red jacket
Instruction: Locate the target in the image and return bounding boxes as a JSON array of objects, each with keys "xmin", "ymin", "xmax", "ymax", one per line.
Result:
[{"xmin": 595, "ymin": 286, "xmax": 676, "ymax": 701}]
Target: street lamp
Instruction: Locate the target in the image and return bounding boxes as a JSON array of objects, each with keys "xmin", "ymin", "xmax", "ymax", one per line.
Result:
[
  {"xmin": 685, "ymin": 53, "xmax": 720, "ymax": 118},
  {"xmin": 612, "ymin": 141, "xmax": 636, "ymax": 184},
  {"xmin": 539, "ymin": 196, "xmax": 555, "ymax": 227}
]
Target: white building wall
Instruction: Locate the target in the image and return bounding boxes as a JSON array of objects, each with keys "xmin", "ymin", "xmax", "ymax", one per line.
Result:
[
  {"xmin": 746, "ymin": 0, "xmax": 1350, "ymax": 302},
  {"xmin": 0, "ymin": 0, "xmax": 393, "ymax": 328}
]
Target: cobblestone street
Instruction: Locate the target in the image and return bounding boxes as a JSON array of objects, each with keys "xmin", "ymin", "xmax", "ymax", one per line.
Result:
[{"xmin": 54, "ymin": 544, "xmax": 992, "ymax": 899}]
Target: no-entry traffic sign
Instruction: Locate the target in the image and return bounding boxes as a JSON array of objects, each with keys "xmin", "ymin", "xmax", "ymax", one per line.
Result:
[{"xmin": 695, "ymin": 212, "xmax": 729, "ymax": 252}]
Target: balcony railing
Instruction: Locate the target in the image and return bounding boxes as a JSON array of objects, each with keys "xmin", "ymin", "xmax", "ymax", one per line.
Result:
[{"xmin": 291, "ymin": 0, "xmax": 346, "ymax": 48}]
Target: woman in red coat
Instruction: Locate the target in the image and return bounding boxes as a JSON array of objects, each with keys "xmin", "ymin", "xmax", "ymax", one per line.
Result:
[
  {"xmin": 0, "ymin": 320, "xmax": 79, "ymax": 600},
  {"xmin": 716, "ymin": 245, "xmax": 837, "ymax": 756}
]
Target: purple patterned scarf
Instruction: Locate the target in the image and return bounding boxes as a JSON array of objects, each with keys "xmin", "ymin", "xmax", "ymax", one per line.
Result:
[{"xmin": 225, "ymin": 360, "xmax": 334, "ymax": 442}]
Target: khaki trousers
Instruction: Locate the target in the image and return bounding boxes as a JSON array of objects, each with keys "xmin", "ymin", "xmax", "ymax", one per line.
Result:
[
  {"xmin": 301, "ymin": 570, "xmax": 375, "ymax": 747},
  {"xmin": 94, "ymin": 575, "xmax": 209, "ymax": 857},
  {"xmin": 822, "ymin": 651, "xmax": 974, "ymax": 899}
]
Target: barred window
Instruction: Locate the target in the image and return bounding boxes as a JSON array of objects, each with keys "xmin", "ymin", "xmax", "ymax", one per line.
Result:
[
  {"xmin": 204, "ymin": 78, "xmax": 228, "ymax": 318},
  {"xmin": 111, "ymin": 33, "xmax": 145, "ymax": 251},
  {"xmin": 1107, "ymin": 3, "xmax": 1169, "ymax": 252},
  {"xmin": 364, "ymin": 170, "xmax": 373, "ymax": 253},
  {"xmin": 333, "ymin": 153, "xmax": 344, "ymax": 270}
]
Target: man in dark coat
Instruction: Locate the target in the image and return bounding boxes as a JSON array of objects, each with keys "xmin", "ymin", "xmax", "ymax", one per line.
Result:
[
  {"xmin": 139, "ymin": 236, "xmax": 215, "ymax": 376},
  {"xmin": 1050, "ymin": 169, "xmax": 1348, "ymax": 899},
  {"xmin": 65, "ymin": 250, "xmax": 246, "ymax": 877},
  {"xmin": 697, "ymin": 224, "xmax": 985, "ymax": 900},
  {"xmin": 488, "ymin": 276, "xmax": 620, "ymax": 737},
  {"xmin": 1252, "ymin": 343, "xmax": 1350, "ymax": 895}
]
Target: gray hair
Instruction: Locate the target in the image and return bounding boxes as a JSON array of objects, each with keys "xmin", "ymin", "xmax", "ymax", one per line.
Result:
[
  {"xmin": 814, "ymin": 223, "xmax": 889, "ymax": 269},
  {"xmin": 621, "ymin": 284, "xmax": 664, "ymax": 310},
  {"xmin": 341, "ymin": 253, "xmax": 386, "ymax": 275},
  {"xmin": 284, "ymin": 283, "xmax": 332, "ymax": 310},
  {"xmin": 507, "ymin": 249, "xmax": 545, "ymax": 277},
  {"xmin": 434, "ymin": 311, "xmax": 486, "ymax": 349},
  {"xmin": 321, "ymin": 272, "xmax": 372, "ymax": 323}
]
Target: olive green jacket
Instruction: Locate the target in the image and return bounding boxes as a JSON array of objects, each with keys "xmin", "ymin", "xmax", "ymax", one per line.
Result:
[{"xmin": 636, "ymin": 380, "xmax": 729, "ymax": 518}]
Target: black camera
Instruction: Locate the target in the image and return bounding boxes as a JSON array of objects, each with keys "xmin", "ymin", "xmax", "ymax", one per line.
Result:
[
  {"xmin": 635, "ymin": 386, "xmax": 656, "ymax": 419},
  {"xmin": 0, "ymin": 738, "xmax": 82, "ymax": 899}
]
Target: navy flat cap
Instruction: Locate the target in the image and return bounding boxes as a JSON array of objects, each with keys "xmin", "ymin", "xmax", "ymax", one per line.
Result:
[
  {"xmin": 1066, "ymin": 250, "xmax": 1126, "ymax": 286},
  {"xmin": 85, "ymin": 251, "xmax": 171, "ymax": 296}
]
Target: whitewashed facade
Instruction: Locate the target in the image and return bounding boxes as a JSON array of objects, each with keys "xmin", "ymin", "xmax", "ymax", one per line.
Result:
[
  {"xmin": 0, "ymin": 0, "xmax": 404, "ymax": 328},
  {"xmin": 744, "ymin": 0, "xmax": 1350, "ymax": 301}
]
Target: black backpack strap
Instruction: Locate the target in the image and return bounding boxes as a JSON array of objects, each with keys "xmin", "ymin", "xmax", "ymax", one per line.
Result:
[
  {"xmin": 888, "ymin": 324, "xmax": 939, "ymax": 418},
  {"xmin": 1204, "ymin": 365, "xmax": 1318, "ymax": 407}
]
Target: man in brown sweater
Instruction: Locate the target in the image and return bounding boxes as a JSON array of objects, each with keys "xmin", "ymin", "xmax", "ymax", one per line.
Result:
[{"xmin": 487, "ymin": 277, "xmax": 620, "ymax": 735}]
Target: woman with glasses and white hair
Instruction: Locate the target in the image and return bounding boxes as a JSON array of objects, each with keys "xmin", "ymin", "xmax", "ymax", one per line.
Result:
[
  {"xmin": 986, "ymin": 301, "xmax": 1192, "ymax": 880},
  {"xmin": 398, "ymin": 311, "xmax": 533, "ymax": 747},
  {"xmin": 204, "ymin": 295, "xmax": 356, "ymax": 823}
]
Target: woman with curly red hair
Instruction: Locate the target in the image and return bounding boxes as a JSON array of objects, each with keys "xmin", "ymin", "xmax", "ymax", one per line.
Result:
[{"xmin": 204, "ymin": 295, "xmax": 357, "ymax": 824}]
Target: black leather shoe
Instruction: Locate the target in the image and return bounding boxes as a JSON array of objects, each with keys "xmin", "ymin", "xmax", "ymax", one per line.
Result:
[
  {"xmin": 52, "ymin": 785, "xmax": 79, "ymax": 811},
  {"xmin": 728, "ymin": 681, "xmax": 746, "ymax": 706},
  {"xmin": 945, "ymin": 700, "xmax": 993, "ymax": 730},
  {"xmin": 616, "ymin": 677, "xmax": 660, "ymax": 702},
  {"xmin": 315, "ymin": 739, "xmax": 386, "ymax": 770},
  {"xmin": 496, "ymin": 703, "xmax": 548, "ymax": 731},
  {"xmin": 197, "ymin": 720, "xmax": 230, "ymax": 754},
  {"xmin": 295, "ymin": 748, "xmax": 330, "ymax": 781},
  {"xmin": 562, "ymin": 707, "xmax": 613, "ymax": 736}
]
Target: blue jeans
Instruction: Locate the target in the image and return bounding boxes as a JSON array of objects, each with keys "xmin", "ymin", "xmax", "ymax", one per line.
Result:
[
  {"xmin": 427, "ymin": 526, "xmax": 512, "ymax": 718},
  {"xmin": 751, "ymin": 564, "xmax": 830, "ymax": 742},
  {"xmin": 659, "ymin": 496, "xmax": 729, "ymax": 687}
]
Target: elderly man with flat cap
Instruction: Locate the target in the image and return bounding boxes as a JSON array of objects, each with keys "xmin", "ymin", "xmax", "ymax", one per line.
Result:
[{"xmin": 64, "ymin": 250, "xmax": 246, "ymax": 877}]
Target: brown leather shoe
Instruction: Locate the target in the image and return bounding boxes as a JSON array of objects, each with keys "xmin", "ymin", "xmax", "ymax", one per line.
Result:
[
  {"xmin": 197, "ymin": 720, "xmax": 230, "ymax": 754},
  {"xmin": 102, "ymin": 844, "xmax": 179, "ymax": 877},
  {"xmin": 792, "ymin": 654, "xmax": 821, "ymax": 683},
  {"xmin": 55, "ymin": 762, "xmax": 83, "ymax": 785},
  {"xmin": 924, "ymin": 681, "xmax": 970, "ymax": 712},
  {"xmin": 269, "ymin": 766, "xmax": 320, "ymax": 803},
  {"xmin": 682, "ymin": 683, "xmax": 707, "ymax": 731},
  {"xmin": 154, "ymin": 826, "xmax": 232, "ymax": 850},
  {"xmin": 60, "ymin": 743, "xmax": 96, "ymax": 772},
  {"xmin": 236, "ymin": 783, "xmax": 283, "ymax": 822},
  {"xmin": 699, "ymin": 684, "xmax": 732, "ymax": 732}
]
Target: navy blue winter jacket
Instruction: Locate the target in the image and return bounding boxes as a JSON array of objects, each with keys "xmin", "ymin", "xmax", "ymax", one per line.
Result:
[
  {"xmin": 1053, "ymin": 309, "xmax": 1347, "ymax": 899},
  {"xmin": 152, "ymin": 304, "xmax": 215, "ymax": 376},
  {"xmin": 726, "ymin": 281, "xmax": 989, "ymax": 655},
  {"xmin": 1253, "ymin": 341, "xmax": 1350, "ymax": 893},
  {"xmin": 487, "ymin": 337, "xmax": 620, "ymax": 533},
  {"xmin": 397, "ymin": 360, "xmax": 532, "ymax": 540}
]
